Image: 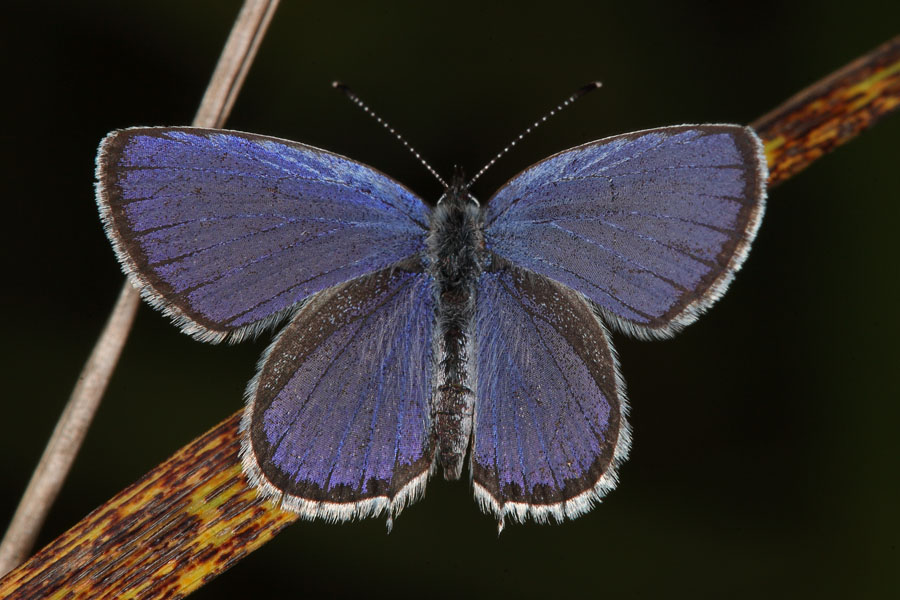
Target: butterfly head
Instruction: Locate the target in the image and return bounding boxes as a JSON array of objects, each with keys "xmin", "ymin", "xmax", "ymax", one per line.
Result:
[{"xmin": 438, "ymin": 165, "xmax": 480, "ymax": 208}]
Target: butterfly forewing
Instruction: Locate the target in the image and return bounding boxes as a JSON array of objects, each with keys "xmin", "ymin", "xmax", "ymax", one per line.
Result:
[
  {"xmin": 95, "ymin": 127, "xmax": 428, "ymax": 342},
  {"xmin": 241, "ymin": 259, "xmax": 435, "ymax": 522},
  {"xmin": 471, "ymin": 256, "xmax": 629, "ymax": 526},
  {"xmin": 484, "ymin": 125, "xmax": 766, "ymax": 338}
]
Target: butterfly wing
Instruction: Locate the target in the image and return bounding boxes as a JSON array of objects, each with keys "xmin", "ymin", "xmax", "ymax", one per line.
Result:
[
  {"xmin": 472, "ymin": 256, "xmax": 629, "ymax": 527},
  {"xmin": 241, "ymin": 258, "xmax": 435, "ymax": 524},
  {"xmin": 95, "ymin": 127, "xmax": 429, "ymax": 342},
  {"xmin": 484, "ymin": 125, "xmax": 767, "ymax": 338}
]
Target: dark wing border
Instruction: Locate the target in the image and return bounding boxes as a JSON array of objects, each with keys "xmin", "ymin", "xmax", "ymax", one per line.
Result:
[
  {"xmin": 95, "ymin": 127, "xmax": 429, "ymax": 344},
  {"xmin": 485, "ymin": 124, "xmax": 768, "ymax": 340},
  {"xmin": 471, "ymin": 257, "xmax": 632, "ymax": 529},
  {"xmin": 239, "ymin": 258, "xmax": 436, "ymax": 527}
]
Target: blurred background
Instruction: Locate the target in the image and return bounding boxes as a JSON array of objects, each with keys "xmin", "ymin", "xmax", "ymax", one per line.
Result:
[{"xmin": 1, "ymin": 1, "xmax": 898, "ymax": 597}]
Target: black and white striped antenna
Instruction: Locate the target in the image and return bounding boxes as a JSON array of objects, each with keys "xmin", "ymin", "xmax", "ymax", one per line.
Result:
[
  {"xmin": 333, "ymin": 81, "xmax": 448, "ymax": 188},
  {"xmin": 467, "ymin": 81, "xmax": 602, "ymax": 188},
  {"xmin": 334, "ymin": 80, "xmax": 603, "ymax": 193}
]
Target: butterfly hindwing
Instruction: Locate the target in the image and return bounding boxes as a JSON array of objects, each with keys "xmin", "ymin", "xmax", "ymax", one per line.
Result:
[
  {"xmin": 471, "ymin": 255, "xmax": 630, "ymax": 526},
  {"xmin": 95, "ymin": 127, "xmax": 429, "ymax": 342},
  {"xmin": 241, "ymin": 258, "xmax": 435, "ymax": 523},
  {"xmin": 484, "ymin": 125, "xmax": 767, "ymax": 338}
]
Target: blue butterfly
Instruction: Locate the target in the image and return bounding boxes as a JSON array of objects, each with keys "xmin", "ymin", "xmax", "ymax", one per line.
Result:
[{"xmin": 95, "ymin": 108, "xmax": 766, "ymax": 530}]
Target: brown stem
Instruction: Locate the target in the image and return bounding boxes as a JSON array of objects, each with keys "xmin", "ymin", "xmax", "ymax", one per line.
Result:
[
  {"xmin": 1, "ymin": 32, "xmax": 898, "ymax": 600},
  {"xmin": 0, "ymin": 0, "xmax": 281, "ymax": 580},
  {"xmin": 751, "ymin": 36, "xmax": 900, "ymax": 186}
]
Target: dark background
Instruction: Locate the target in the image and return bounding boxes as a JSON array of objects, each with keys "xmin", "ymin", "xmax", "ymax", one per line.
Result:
[{"xmin": 2, "ymin": 1, "xmax": 898, "ymax": 598}]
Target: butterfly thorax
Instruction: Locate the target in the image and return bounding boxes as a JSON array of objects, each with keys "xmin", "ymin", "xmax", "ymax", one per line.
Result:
[{"xmin": 426, "ymin": 175, "xmax": 485, "ymax": 480}]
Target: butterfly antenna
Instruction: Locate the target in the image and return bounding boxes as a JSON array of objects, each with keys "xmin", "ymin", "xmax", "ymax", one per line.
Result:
[
  {"xmin": 333, "ymin": 81, "xmax": 448, "ymax": 188},
  {"xmin": 467, "ymin": 81, "xmax": 603, "ymax": 188}
]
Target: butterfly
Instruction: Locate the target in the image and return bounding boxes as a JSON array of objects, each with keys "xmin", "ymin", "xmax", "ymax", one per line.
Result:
[{"xmin": 95, "ymin": 120, "xmax": 767, "ymax": 530}]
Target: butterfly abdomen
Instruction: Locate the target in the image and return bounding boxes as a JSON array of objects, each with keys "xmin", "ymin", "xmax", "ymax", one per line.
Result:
[{"xmin": 427, "ymin": 186, "xmax": 484, "ymax": 481}]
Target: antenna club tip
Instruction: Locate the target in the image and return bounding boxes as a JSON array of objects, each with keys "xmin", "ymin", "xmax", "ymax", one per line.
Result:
[
  {"xmin": 574, "ymin": 81, "xmax": 603, "ymax": 97},
  {"xmin": 332, "ymin": 81, "xmax": 352, "ymax": 94}
]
